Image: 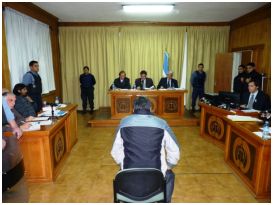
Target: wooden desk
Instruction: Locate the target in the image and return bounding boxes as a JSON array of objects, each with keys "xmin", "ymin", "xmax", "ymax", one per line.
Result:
[
  {"xmin": 109, "ymin": 89, "xmax": 187, "ymax": 119},
  {"xmin": 200, "ymin": 103, "xmax": 234, "ymax": 149},
  {"xmin": 18, "ymin": 104, "xmax": 78, "ymax": 182},
  {"xmin": 200, "ymin": 102, "xmax": 260, "ymax": 150},
  {"xmin": 224, "ymin": 119, "xmax": 271, "ymax": 199}
]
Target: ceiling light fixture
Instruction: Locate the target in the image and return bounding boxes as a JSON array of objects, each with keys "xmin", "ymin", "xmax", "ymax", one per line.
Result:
[{"xmin": 123, "ymin": 5, "xmax": 174, "ymax": 13}]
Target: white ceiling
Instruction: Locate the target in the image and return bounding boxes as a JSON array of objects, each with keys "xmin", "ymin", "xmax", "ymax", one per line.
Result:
[{"xmin": 33, "ymin": 2, "xmax": 267, "ymax": 22}]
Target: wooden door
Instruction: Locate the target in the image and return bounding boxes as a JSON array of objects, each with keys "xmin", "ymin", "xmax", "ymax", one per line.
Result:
[{"xmin": 214, "ymin": 53, "xmax": 233, "ymax": 93}]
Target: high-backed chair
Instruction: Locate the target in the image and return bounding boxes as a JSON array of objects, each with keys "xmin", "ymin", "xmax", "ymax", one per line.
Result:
[{"xmin": 113, "ymin": 168, "xmax": 167, "ymax": 203}]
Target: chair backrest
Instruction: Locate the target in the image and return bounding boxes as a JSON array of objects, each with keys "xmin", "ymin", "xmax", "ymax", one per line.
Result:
[{"xmin": 113, "ymin": 168, "xmax": 166, "ymax": 203}]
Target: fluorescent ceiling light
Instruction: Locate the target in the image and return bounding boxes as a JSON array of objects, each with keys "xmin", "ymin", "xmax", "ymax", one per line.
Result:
[{"xmin": 123, "ymin": 5, "xmax": 174, "ymax": 13}]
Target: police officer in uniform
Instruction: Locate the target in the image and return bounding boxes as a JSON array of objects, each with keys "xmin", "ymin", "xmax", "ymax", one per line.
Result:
[
  {"xmin": 79, "ymin": 66, "xmax": 96, "ymax": 113},
  {"xmin": 191, "ymin": 63, "xmax": 206, "ymax": 112},
  {"xmin": 22, "ymin": 60, "xmax": 42, "ymax": 112}
]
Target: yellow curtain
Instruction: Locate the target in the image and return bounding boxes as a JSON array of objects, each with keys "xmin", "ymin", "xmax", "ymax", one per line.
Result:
[
  {"xmin": 185, "ymin": 26, "xmax": 230, "ymax": 109},
  {"xmin": 119, "ymin": 26, "xmax": 186, "ymax": 86},
  {"xmin": 59, "ymin": 27, "xmax": 120, "ymax": 109},
  {"xmin": 59, "ymin": 26, "xmax": 186, "ymax": 110}
]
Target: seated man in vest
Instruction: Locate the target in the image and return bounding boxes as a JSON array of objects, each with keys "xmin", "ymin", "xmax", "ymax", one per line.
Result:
[
  {"xmin": 13, "ymin": 83, "xmax": 37, "ymax": 118},
  {"xmin": 157, "ymin": 70, "xmax": 179, "ymax": 89},
  {"xmin": 110, "ymin": 70, "xmax": 131, "ymax": 89},
  {"xmin": 135, "ymin": 70, "xmax": 154, "ymax": 90},
  {"xmin": 22, "ymin": 60, "xmax": 43, "ymax": 112},
  {"xmin": 240, "ymin": 80, "xmax": 270, "ymax": 111},
  {"xmin": 111, "ymin": 96, "xmax": 180, "ymax": 202}
]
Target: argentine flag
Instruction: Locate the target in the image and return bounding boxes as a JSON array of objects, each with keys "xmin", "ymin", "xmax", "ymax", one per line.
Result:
[{"xmin": 163, "ymin": 51, "xmax": 169, "ymax": 77}]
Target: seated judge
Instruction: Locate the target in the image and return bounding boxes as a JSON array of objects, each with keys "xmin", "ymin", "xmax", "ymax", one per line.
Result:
[
  {"xmin": 110, "ymin": 70, "xmax": 131, "ymax": 89},
  {"xmin": 157, "ymin": 70, "xmax": 179, "ymax": 89},
  {"xmin": 135, "ymin": 70, "xmax": 154, "ymax": 89},
  {"xmin": 240, "ymin": 80, "xmax": 270, "ymax": 111},
  {"xmin": 13, "ymin": 83, "xmax": 36, "ymax": 118}
]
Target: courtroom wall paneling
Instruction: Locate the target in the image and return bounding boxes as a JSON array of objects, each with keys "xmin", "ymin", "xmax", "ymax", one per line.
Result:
[{"xmin": 229, "ymin": 3, "xmax": 271, "ymax": 95}]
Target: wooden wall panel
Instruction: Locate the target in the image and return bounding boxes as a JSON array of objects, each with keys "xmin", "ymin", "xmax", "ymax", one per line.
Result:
[
  {"xmin": 2, "ymin": 2, "xmax": 62, "ymax": 102},
  {"xmin": 2, "ymin": 14, "xmax": 11, "ymax": 90},
  {"xmin": 229, "ymin": 4, "xmax": 271, "ymax": 95}
]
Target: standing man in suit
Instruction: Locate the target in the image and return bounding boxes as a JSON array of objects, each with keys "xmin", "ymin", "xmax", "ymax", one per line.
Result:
[
  {"xmin": 22, "ymin": 60, "xmax": 42, "ymax": 112},
  {"xmin": 110, "ymin": 71, "xmax": 131, "ymax": 89},
  {"xmin": 79, "ymin": 66, "xmax": 96, "ymax": 113},
  {"xmin": 157, "ymin": 70, "xmax": 179, "ymax": 89},
  {"xmin": 135, "ymin": 70, "xmax": 154, "ymax": 90},
  {"xmin": 191, "ymin": 63, "xmax": 206, "ymax": 112},
  {"xmin": 233, "ymin": 64, "xmax": 247, "ymax": 97},
  {"xmin": 241, "ymin": 80, "xmax": 270, "ymax": 111},
  {"xmin": 244, "ymin": 62, "xmax": 262, "ymax": 90}
]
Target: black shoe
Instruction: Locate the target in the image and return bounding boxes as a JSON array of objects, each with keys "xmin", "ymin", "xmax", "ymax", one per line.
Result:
[
  {"xmin": 90, "ymin": 110, "xmax": 94, "ymax": 114},
  {"xmin": 82, "ymin": 110, "xmax": 87, "ymax": 114}
]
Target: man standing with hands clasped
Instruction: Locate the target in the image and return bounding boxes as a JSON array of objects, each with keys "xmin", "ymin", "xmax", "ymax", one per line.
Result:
[{"xmin": 79, "ymin": 66, "xmax": 96, "ymax": 114}]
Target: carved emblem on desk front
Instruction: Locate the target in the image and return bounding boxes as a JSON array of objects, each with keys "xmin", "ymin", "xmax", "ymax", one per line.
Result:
[
  {"xmin": 164, "ymin": 97, "xmax": 178, "ymax": 113},
  {"xmin": 54, "ymin": 131, "xmax": 65, "ymax": 165},
  {"xmin": 116, "ymin": 98, "xmax": 130, "ymax": 113},
  {"xmin": 233, "ymin": 137, "xmax": 251, "ymax": 174},
  {"xmin": 207, "ymin": 116, "xmax": 224, "ymax": 140}
]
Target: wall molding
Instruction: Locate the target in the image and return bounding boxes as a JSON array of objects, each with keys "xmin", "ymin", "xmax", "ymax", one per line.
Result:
[{"xmin": 59, "ymin": 21, "xmax": 230, "ymax": 27}]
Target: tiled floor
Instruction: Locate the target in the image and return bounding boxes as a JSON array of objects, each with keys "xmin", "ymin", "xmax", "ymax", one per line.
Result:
[{"xmin": 27, "ymin": 113, "xmax": 263, "ymax": 202}]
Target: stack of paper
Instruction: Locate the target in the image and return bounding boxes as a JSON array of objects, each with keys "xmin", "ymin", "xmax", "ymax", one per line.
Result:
[{"xmin": 227, "ymin": 115, "xmax": 262, "ymax": 122}]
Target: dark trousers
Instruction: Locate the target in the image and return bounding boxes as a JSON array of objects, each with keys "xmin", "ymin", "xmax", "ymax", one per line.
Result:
[
  {"xmin": 81, "ymin": 87, "xmax": 94, "ymax": 111},
  {"xmin": 29, "ymin": 94, "xmax": 42, "ymax": 112},
  {"xmin": 166, "ymin": 170, "xmax": 175, "ymax": 203},
  {"xmin": 192, "ymin": 87, "xmax": 204, "ymax": 109}
]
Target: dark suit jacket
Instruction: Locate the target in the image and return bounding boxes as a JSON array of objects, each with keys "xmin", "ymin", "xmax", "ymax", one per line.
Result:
[
  {"xmin": 135, "ymin": 78, "xmax": 154, "ymax": 89},
  {"xmin": 157, "ymin": 77, "xmax": 178, "ymax": 89},
  {"xmin": 111, "ymin": 77, "xmax": 131, "ymax": 89},
  {"xmin": 241, "ymin": 91, "xmax": 270, "ymax": 111}
]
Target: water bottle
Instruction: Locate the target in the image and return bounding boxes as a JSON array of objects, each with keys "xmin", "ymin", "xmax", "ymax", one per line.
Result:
[
  {"xmin": 55, "ymin": 96, "xmax": 60, "ymax": 105},
  {"xmin": 112, "ymin": 84, "xmax": 116, "ymax": 90},
  {"xmin": 133, "ymin": 84, "xmax": 136, "ymax": 90},
  {"xmin": 262, "ymin": 121, "xmax": 270, "ymax": 140}
]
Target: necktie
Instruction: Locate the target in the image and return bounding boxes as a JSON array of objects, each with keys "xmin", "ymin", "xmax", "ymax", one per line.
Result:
[{"xmin": 247, "ymin": 94, "xmax": 254, "ymax": 109}]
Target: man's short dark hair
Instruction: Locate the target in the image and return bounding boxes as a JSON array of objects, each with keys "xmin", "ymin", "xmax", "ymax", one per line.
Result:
[
  {"xmin": 140, "ymin": 70, "xmax": 147, "ymax": 75},
  {"xmin": 239, "ymin": 64, "xmax": 245, "ymax": 68},
  {"xmin": 29, "ymin": 60, "xmax": 38, "ymax": 67},
  {"xmin": 83, "ymin": 66, "xmax": 89, "ymax": 70},
  {"xmin": 13, "ymin": 83, "xmax": 27, "ymax": 96},
  {"xmin": 248, "ymin": 80, "xmax": 259, "ymax": 87},
  {"xmin": 119, "ymin": 70, "xmax": 126, "ymax": 76},
  {"xmin": 198, "ymin": 63, "xmax": 204, "ymax": 67},
  {"xmin": 247, "ymin": 62, "xmax": 255, "ymax": 67},
  {"xmin": 133, "ymin": 96, "xmax": 151, "ymax": 113}
]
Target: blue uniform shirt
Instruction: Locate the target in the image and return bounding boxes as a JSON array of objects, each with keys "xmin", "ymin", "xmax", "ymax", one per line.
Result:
[{"xmin": 79, "ymin": 73, "xmax": 96, "ymax": 88}]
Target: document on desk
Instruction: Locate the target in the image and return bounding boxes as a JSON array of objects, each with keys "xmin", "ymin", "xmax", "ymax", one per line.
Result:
[
  {"xmin": 22, "ymin": 122, "xmax": 41, "ymax": 131},
  {"xmin": 253, "ymin": 131, "xmax": 271, "ymax": 139},
  {"xmin": 227, "ymin": 115, "xmax": 262, "ymax": 122},
  {"xmin": 28, "ymin": 117, "xmax": 49, "ymax": 122},
  {"xmin": 241, "ymin": 109, "xmax": 260, "ymax": 113}
]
